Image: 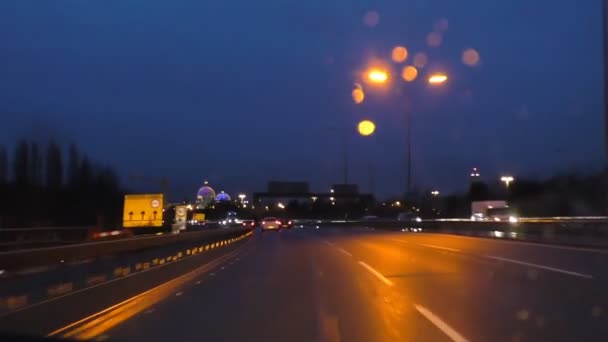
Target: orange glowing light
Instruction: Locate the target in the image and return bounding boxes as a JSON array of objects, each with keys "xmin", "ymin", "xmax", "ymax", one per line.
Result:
[
  {"xmin": 358, "ymin": 120, "xmax": 376, "ymax": 136},
  {"xmin": 367, "ymin": 69, "xmax": 389, "ymax": 84},
  {"xmin": 401, "ymin": 65, "xmax": 418, "ymax": 82},
  {"xmin": 363, "ymin": 11, "xmax": 380, "ymax": 27},
  {"xmin": 426, "ymin": 32, "xmax": 442, "ymax": 48},
  {"xmin": 428, "ymin": 73, "xmax": 448, "ymax": 84},
  {"xmin": 391, "ymin": 46, "xmax": 408, "ymax": 63},
  {"xmin": 352, "ymin": 87, "xmax": 365, "ymax": 104},
  {"xmin": 413, "ymin": 53, "xmax": 428, "ymax": 68},
  {"xmin": 462, "ymin": 48, "xmax": 480, "ymax": 67}
]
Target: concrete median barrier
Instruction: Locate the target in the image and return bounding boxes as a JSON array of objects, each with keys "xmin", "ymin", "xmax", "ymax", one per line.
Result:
[{"xmin": 0, "ymin": 228, "xmax": 252, "ymax": 271}]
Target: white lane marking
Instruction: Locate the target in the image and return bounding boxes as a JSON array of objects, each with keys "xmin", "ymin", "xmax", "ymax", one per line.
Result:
[
  {"xmin": 486, "ymin": 255, "xmax": 594, "ymax": 279},
  {"xmin": 358, "ymin": 261, "xmax": 393, "ymax": 286},
  {"xmin": 390, "ymin": 238, "xmax": 460, "ymax": 252},
  {"xmin": 412, "ymin": 233, "xmax": 608, "ymax": 254},
  {"xmin": 414, "ymin": 304, "xmax": 469, "ymax": 342},
  {"xmin": 420, "ymin": 244, "xmax": 460, "ymax": 253},
  {"xmin": 336, "ymin": 247, "xmax": 352, "ymax": 257}
]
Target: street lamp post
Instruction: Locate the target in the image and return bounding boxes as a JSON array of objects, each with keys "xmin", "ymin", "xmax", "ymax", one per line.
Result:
[
  {"xmin": 500, "ymin": 176, "xmax": 514, "ymax": 188},
  {"xmin": 363, "ymin": 68, "xmax": 448, "ymax": 196}
]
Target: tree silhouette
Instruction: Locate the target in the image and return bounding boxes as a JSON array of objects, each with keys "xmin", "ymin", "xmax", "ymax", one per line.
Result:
[
  {"xmin": 79, "ymin": 156, "xmax": 93, "ymax": 187},
  {"xmin": 45, "ymin": 141, "xmax": 63, "ymax": 188},
  {"xmin": 0, "ymin": 144, "xmax": 7, "ymax": 184},
  {"xmin": 67, "ymin": 142, "xmax": 80, "ymax": 187},
  {"xmin": 13, "ymin": 140, "xmax": 29, "ymax": 187},
  {"xmin": 29, "ymin": 142, "xmax": 43, "ymax": 186},
  {"xmin": 468, "ymin": 181, "xmax": 491, "ymax": 202}
]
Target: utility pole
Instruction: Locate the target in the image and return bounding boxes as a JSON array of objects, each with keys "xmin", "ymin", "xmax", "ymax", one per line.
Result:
[
  {"xmin": 343, "ymin": 131, "xmax": 349, "ymax": 185},
  {"xmin": 603, "ymin": 0, "xmax": 608, "ymax": 162},
  {"xmin": 406, "ymin": 109, "xmax": 412, "ymax": 197}
]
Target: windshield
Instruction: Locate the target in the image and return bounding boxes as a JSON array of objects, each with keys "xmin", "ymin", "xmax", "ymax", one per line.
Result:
[{"xmin": 0, "ymin": 1, "xmax": 605, "ymax": 341}]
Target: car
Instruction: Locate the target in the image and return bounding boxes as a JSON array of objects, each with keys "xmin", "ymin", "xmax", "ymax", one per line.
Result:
[
  {"xmin": 486, "ymin": 207, "xmax": 519, "ymax": 223},
  {"xmin": 220, "ymin": 211, "xmax": 240, "ymax": 228},
  {"xmin": 397, "ymin": 212, "xmax": 422, "ymax": 222},
  {"xmin": 279, "ymin": 218, "xmax": 293, "ymax": 229},
  {"xmin": 260, "ymin": 217, "xmax": 281, "ymax": 232},
  {"xmin": 241, "ymin": 219, "xmax": 256, "ymax": 228}
]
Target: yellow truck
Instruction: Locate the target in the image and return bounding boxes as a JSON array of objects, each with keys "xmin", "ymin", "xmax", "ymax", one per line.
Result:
[{"xmin": 123, "ymin": 194, "xmax": 164, "ymax": 228}]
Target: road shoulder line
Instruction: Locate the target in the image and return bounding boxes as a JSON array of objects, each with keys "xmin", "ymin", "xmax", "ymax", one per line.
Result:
[
  {"xmin": 486, "ymin": 255, "xmax": 594, "ymax": 279},
  {"xmin": 357, "ymin": 261, "xmax": 393, "ymax": 286},
  {"xmin": 414, "ymin": 304, "xmax": 469, "ymax": 342}
]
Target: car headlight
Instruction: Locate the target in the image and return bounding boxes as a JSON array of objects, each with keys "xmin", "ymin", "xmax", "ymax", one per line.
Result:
[
  {"xmin": 508, "ymin": 216, "xmax": 518, "ymax": 223},
  {"xmin": 415, "ymin": 217, "xmax": 422, "ymax": 222}
]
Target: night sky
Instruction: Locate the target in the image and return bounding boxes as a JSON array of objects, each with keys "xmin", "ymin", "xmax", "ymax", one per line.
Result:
[{"xmin": 0, "ymin": 0, "xmax": 603, "ymax": 200}]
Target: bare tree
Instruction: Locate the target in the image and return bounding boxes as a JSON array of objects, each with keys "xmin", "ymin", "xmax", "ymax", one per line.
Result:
[
  {"xmin": 67, "ymin": 143, "xmax": 80, "ymax": 187},
  {"xmin": 14, "ymin": 140, "xmax": 29, "ymax": 187},
  {"xmin": 29, "ymin": 142, "xmax": 43, "ymax": 186},
  {"xmin": 0, "ymin": 145, "xmax": 7, "ymax": 184},
  {"xmin": 45, "ymin": 141, "xmax": 63, "ymax": 188}
]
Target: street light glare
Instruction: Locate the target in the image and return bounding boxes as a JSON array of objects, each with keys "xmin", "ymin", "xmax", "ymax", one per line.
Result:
[
  {"xmin": 352, "ymin": 87, "xmax": 365, "ymax": 104},
  {"xmin": 428, "ymin": 74, "xmax": 448, "ymax": 84},
  {"xmin": 367, "ymin": 69, "xmax": 389, "ymax": 84},
  {"xmin": 501, "ymin": 176, "xmax": 515, "ymax": 188},
  {"xmin": 357, "ymin": 119, "xmax": 376, "ymax": 136}
]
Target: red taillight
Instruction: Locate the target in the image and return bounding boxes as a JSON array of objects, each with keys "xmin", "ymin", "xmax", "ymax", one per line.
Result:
[
  {"xmin": 250, "ymin": 222, "xmax": 255, "ymax": 226},
  {"xmin": 242, "ymin": 222, "xmax": 247, "ymax": 226},
  {"xmin": 288, "ymin": 221, "xmax": 292, "ymax": 224},
  {"xmin": 276, "ymin": 220, "xmax": 281, "ymax": 225}
]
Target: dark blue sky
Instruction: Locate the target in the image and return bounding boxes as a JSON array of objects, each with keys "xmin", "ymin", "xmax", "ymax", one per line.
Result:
[{"xmin": 0, "ymin": 0, "xmax": 603, "ymax": 200}]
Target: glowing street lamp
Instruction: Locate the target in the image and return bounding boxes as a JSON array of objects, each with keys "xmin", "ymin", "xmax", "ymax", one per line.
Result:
[
  {"xmin": 357, "ymin": 120, "xmax": 376, "ymax": 136},
  {"xmin": 428, "ymin": 73, "xmax": 448, "ymax": 84},
  {"xmin": 500, "ymin": 176, "xmax": 514, "ymax": 188},
  {"xmin": 367, "ymin": 69, "xmax": 389, "ymax": 84},
  {"xmin": 238, "ymin": 194, "xmax": 246, "ymax": 201}
]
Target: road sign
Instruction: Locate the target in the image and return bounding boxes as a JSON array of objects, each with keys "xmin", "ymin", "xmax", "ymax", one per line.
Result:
[{"xmin": 123, "ymin": 194, "xmax": 164, "ymax": 228}]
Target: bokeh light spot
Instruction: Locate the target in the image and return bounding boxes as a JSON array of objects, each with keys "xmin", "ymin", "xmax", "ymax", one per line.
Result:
[
  {"xmin": 352, "ymin": 87, "xmax": 365, "ymax": 104},
  {"xmin": 401, "ymin": 65, "xmax": 418, "ymax": 82},
  {"xmin": 426, "ymin": 32, "xmax": 442, "ymax": 48},
  {"xmin": 462, "ymin": 48, "xmax": 480, "ymax": 67},
  {"xmin": 363, "ymin": 11, "xmax": 380, "ymax": 27},
  {"xmin": 391, "ymin": 46, "xmax": 408, "ymax": 63},
  {"xmin": 434, "ymin": 18, "xmax": 449, "ymax": 32},
  {"xmin": 413, "ymin": 53, "xmax": 428, "ymax": 68},
  {"xmin": 358, "ymin": 120, "xmax": 376, "ymax": 136}
]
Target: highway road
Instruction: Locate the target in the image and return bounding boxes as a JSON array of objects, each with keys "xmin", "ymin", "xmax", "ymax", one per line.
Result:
[{"xmin": 25, "ymin": 226, "xmax": 605, "ymax": 342}]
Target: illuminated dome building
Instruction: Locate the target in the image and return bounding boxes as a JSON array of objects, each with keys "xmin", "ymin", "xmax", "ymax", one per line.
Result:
[
  {"xmin": 215, "ymin": 191, "xmax": 231, "ymax": 202},
  {"xmin": 196, "ymin": 181, "xmax": 216, "ymax": 209}
]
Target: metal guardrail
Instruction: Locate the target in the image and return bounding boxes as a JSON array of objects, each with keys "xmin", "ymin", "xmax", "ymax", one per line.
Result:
[
  {"xmin": 0, "ymin": 226, "xmax": 94, "ymax": 250},
  {"xmin": 326, "ymin": 218, "xmax": 608, "ymax": 248},
  {"xmin": 0, "ymin": 228, "xmax": 251, "ymax": 271}
]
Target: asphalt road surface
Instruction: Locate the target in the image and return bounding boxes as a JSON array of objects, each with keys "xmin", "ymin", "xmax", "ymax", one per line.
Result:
[{"xmin": 22, "ymin": 227, "xmax": 608, "ymax": 341}]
